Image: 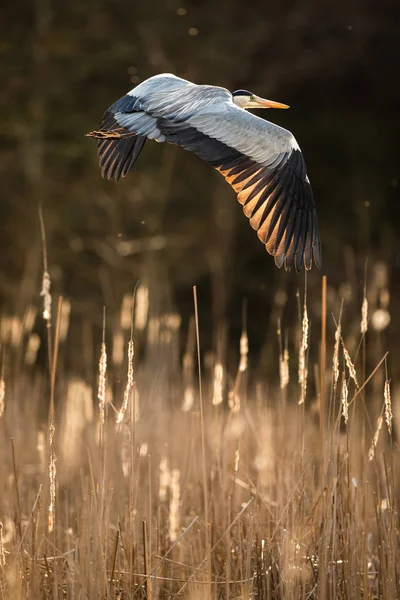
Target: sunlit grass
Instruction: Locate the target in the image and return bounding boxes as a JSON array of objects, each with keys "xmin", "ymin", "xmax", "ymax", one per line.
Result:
[{"xmin": 0, "ymin": 262, "xmax": 398, "ymax": 599}]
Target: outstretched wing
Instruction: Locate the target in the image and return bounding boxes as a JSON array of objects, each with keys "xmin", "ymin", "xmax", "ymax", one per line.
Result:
[
  {"xmin": 88, "ymin": 97, "xmax": 164, "ymax": 182},
  {"xmin": 87, "ymin": 75, "xmax": 193, "ymax": 182},
  {"xmin": 158, "ymin": 102, "xmax": 321, "ymax": 272}
]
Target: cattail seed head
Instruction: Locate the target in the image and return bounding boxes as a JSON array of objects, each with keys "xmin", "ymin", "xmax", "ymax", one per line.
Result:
[
  {"xmin": 98, "ymin": 342, "xmax": 107, "ymax": 426},
  {"xmin": 341, "ymin": 374, "xmax": 348, "ymax": 425},
  {"xmin": 239, "ymin": 332, "xmax": 248, "ymax": 372},
  {"xmin": 368, "ymin": 415, "xmax": 383, "ymax": 461},
  {"xmin": 41, "ymin": 271, "xmax": 52, "ymax": 322},
  {"xmin": 48, "ymin": 451, "xmax": 57, "ymax": 532},
  {"xmin": 333, "ymin": 323, "xmax": 341, "ymax": 389},
  {"xmin": 342, "ymin": 346, "xmax": 359, "ymax": 389},
  {"xmin": 361, "ymin": 297, "xmax": 368, "ymax": 334},
  {"xmin": 384, "ymin": 380, "xmax": 392, "ymax": 434},
  {"xmin": 298, "ymin": 303, "xmax": 309, "ymax": 405},
  {"xmin": 169, "ymin": 469, "xmax": 180, "ymax": 542},
  {"xmin": 117, "ymin": 339, "xmax": 134, "ymax": 424}
]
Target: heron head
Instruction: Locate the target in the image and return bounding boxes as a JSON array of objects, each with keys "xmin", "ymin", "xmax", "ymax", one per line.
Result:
[{"xmin": 232, "ymin": 90, "xmax": 289, "ymax": 110}]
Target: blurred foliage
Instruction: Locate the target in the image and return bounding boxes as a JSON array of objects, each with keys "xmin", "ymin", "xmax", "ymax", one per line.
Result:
[{"xmin": 0, "ymin": 0, "xmax": 399, "ymax": 362}]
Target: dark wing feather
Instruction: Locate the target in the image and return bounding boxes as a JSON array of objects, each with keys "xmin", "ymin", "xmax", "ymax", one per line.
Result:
[
  {"xmin": 158, "ymin": 119, "xmax": 321, "ymax": 272},
  {"xmin": 87, "ymin": 95, "xmax": 165, "ymax": 181},
  {"xmin": 97, "ymin": 134, "xmax": 147, "ymax": 182}
]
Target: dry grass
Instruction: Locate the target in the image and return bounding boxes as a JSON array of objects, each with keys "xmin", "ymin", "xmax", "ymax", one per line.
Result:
[{"xmin": 0, "ymin": 269, "xmax": 398, "ymax": 599}]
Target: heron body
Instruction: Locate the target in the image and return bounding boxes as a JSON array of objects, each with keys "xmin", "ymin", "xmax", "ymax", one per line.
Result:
[{"xmin": 87, "ymin": 73, "xmax": 321, "ymax": 272}]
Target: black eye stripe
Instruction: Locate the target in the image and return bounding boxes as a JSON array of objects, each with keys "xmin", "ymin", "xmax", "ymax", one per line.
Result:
[{"xmin": 232, "ymin": 90, "xmax": 253, "ymax": 97}]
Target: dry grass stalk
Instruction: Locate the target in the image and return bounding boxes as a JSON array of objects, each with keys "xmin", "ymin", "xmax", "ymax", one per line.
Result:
[
  {"xmin": 0, "ymin": 521, "xmax": 5, "ymax": 568},
  {"xmin": 341, "ymin": 372, "xmax": 349, "ymax": 425},
  {"xmin": 169, "ymin": 469, "xmax": 180, "ymax": 542},
  {"xmin": 342, "ymin": 345, "xmax": 359, "ymax": 389},
  {"xmin": 212, "ymin": 362, "xmax": 224, "ymax": 405},
  {"xmin": 234, "ymin": 446, "xmax": 240, "ymax": 474},
  {"xmin": 0, "ymin": 377, "xmax": 5, "ymax": 418},
  {"xmin": 361, "ymin": 296, "xmax": 368, "ymax": 334},
  {"xmin": 239, "ymin": 331, "xmax": 248, "ymax": 372},
  {"xmin": 368, "ymin": 415, "xmax": 383, "ymax": 461},
  {"xmin": 98, "ymin": 341, "xmax": 107, "ymax": 426},
  {"xmin": 40, "ymin": 271, "xmax": 52, "ymax": 322},
  {"xmin": 384, "ymin": 380, "xmax": 392, "ymax": 434},
  {"xmin": 48, "ymin": 451, "xmax": 57, "ymax": 532},
  {"xmin": 117, "ymin": 339, "xmax": 134, "ymax": 424},
  {"xmin": 298, "ymin": 303, "xmax": 309, "ymax": 405}
]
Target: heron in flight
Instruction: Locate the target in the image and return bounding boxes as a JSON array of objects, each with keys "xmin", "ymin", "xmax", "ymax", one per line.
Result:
[{"xmin": 87, "ymin": 73, "xmax": 321, "ymax": 271}]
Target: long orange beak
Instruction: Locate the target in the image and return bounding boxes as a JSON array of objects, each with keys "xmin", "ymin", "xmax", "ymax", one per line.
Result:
[{"xmin": 255, "ymin": 96, "xmax": 290, "ymax": 109}]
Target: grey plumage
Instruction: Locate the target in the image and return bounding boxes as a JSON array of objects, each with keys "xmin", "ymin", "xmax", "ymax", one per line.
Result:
[{"xmin": 87, "ymin": 73, "xmax": 321, "ymax": 272}]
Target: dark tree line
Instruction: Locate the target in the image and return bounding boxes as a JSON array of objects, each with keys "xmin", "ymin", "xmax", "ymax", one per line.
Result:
[{"xmin": 1, "ymin": 0, "xmax": 399, "ymax": 365}]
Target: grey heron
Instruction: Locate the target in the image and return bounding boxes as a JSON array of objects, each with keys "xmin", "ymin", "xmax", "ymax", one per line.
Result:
[{"xmin": 87, "ymin": 73, "xmax": 321, "ymax": 272}]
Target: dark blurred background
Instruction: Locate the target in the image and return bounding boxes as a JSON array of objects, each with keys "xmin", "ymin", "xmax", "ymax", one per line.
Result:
[{"xmin": 1, "ymin": 0, "xmax": 400, "ymax": 374}]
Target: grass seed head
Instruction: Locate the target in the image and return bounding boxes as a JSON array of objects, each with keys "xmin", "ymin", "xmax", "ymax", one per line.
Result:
[
  {"xmin": 361, "ymin": 296, "xmax": 368, "ymax": 334},
  {"xmin": 368, "ymin": 415, "xmax": 383, "ymax": 461},
  {"xmin": 169, "ymin": 469, "xmax": 180, "ymax": 542},
  {"xmin": 342, "ymin": 346, "xmax": 359, "ymax": 388},
  {"xmin": 116, "ymin": 339, "xmax": 134, "ymax": 424},
  {"xmin": 333, "ymin": 323, "xmax": 341, "ymax": 389},
  {"xmin": 239, "ymin": 332, "xmax": 248, "ymax": 372},
  {"xmin": 384, "ymin": 380, "xmax": 392, "ymax": 434},
  {"xmin": 298, "ymin": 303, "xmax": 309, "ymax": 405},
  {"xmin": 48, "ymin": 451, "xmax": 57, "ymax": 532},
  {"xmin": 40, "ymin": 271, "xmax": 52, "ymax": 322},
  {"xmin": 341, "ymin": 374, "xmax": 349, "ymax": 425},
  {"xmin": 98, "ymin": 341, "xmax": 107, "ymax": 426}
]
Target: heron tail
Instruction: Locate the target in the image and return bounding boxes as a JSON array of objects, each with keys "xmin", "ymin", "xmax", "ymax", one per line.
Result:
[{"xmin": 86, "ymin": 129, "xmax": 137, "ymax": 139}]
